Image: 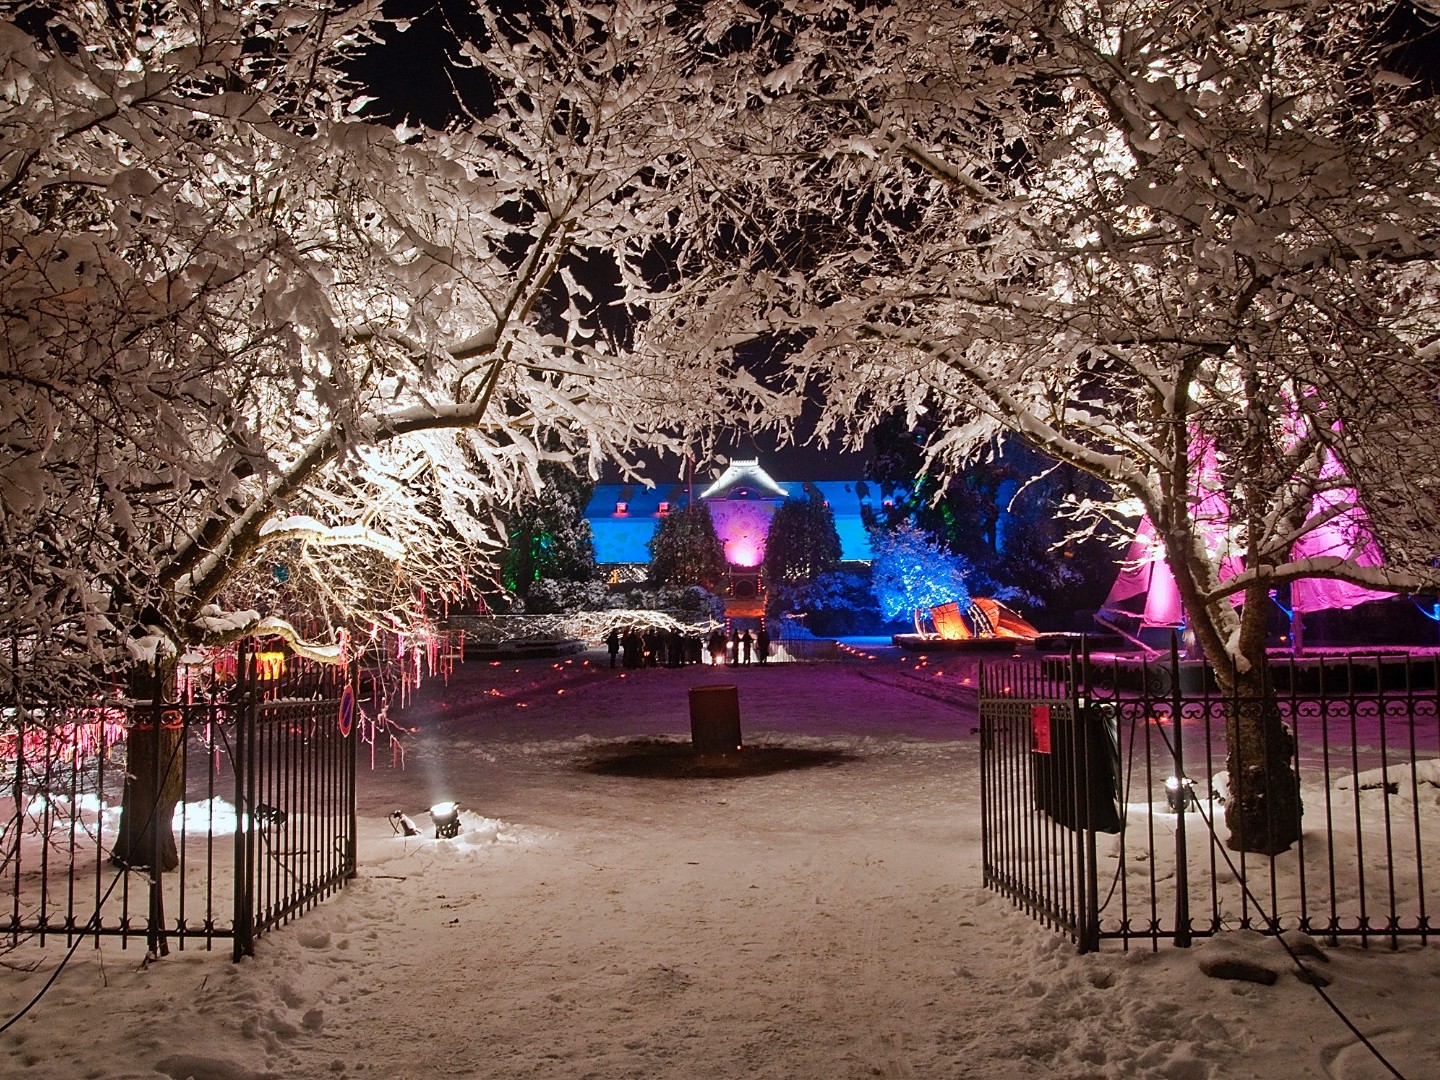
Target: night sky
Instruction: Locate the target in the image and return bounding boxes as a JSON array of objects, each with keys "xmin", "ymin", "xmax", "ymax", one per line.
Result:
[{"xmin": 346, "ymin": 1, "xmax": 873, "ymax": 485}]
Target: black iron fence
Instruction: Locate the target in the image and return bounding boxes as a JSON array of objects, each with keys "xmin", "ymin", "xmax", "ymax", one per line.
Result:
[
  {"xmin": 980, "ymin": 645, "xmax": 1439, "ymax": 951},
  {"xmin": 1, "ymin": 642, "xmax": 356, "ymax": 961}
]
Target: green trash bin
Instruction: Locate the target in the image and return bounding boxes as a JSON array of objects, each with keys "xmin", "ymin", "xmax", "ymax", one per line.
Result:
[{"xmin": 689, "ymin": 685, "xmax": 742, "ymax": 758}]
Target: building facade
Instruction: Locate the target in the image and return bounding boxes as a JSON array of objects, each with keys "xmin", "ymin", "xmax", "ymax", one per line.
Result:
[{"xmin": 585, "ymin": 461, "xmax": 879, "ymax": 568}]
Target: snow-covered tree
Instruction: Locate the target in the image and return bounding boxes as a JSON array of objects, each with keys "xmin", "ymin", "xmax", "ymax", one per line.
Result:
[
  {"xmin": 869, "ymin": 522, "xmax": 975, "ymax": 637},
  {"xmin": 500, "ymin": 463, "xmax": 599, "ymax": 609},
  {"xmin": 0, "ymin": 0, "xmax": 798, "ymax": 870},
  {"xmin": 648, "ymin": 503, "xmax": 727, "ymax": 591},
  {"xmin": 0, "ymin": 0, "xmax": 771, "ymax": 703},
  {"xmin": 764, "ymin": 494, "xmax": 842, "ymax": 583},
  {"xmin": 658, "ymin": 0, "xmax": 1440, "ymax": 853}
]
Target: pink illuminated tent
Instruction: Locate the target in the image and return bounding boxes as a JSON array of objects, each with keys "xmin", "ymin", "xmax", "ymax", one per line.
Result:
[
  {"xmin": 1101, "ymin": 518, "xmax": 1185, "ymax": 633},
  {"xmin": 1098, "ymin": 448, "xmax": 1392, "ymax": 650}
]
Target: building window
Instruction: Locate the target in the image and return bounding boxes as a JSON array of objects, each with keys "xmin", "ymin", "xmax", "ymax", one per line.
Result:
[
  {"xmin": 657, "ymin": 501, "xmax": 670, "ymax": 516},
  {"xmin": 615, "ymin": 501, "xmax": 628, "ymax": 515}
]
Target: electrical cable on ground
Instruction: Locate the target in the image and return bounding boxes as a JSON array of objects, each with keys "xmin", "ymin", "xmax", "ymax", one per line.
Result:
[
  {"xmin": 1148, "ymin": 713, "xmax": 1408, "ymax": 1080},
  {"xmin": 0, "ymin": 729, "xmax": 187, "ymax": 1036}
]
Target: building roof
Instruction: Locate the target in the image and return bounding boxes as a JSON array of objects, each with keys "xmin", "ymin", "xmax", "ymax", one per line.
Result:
[{"xmin": 698, "ymin": 459, "xmax": 788, "ymax": 500}]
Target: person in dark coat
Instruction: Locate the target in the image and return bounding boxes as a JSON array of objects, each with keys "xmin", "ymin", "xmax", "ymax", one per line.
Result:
[
  {"xmin": 756, "ymin": 626, "xmax": 770, "ymax": 665},
  {"xmin": 605, "ymin": 628, "xmax": 620, "ymax": 669},
  {"xmin": 740, "ymin": 629, "xmax": 753, "ymax": 665}
]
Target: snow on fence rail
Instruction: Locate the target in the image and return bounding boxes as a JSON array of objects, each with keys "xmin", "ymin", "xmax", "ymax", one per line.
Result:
[{"xmin": 980, "ymin": 647, "xmax": 1440, "ymax": 952}]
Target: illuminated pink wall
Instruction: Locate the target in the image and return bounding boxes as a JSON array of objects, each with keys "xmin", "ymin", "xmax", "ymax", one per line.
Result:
[{"xmin": 706, "ymin": 500, "xmax": 778, "ymax": 568}]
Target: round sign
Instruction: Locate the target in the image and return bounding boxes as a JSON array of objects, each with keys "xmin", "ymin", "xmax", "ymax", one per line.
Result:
[{"xmin": 338, "ymin": 685, "xmax": 355, "ymax": 737}]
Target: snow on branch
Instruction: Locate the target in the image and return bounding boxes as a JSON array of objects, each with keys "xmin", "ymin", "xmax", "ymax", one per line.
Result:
[
  {"xmin": 258, "ymin": 515, "xmax": 406, "ymax": 563},
  {"xmin": 1203, "ymin": 559, "xmax": 1429, "ymax": 606},
  {"xmin": 190, "ymin": 605, "xmax": 343, "ymax": 664}
]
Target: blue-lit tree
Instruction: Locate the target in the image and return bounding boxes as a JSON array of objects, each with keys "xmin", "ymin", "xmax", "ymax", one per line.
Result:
[{"xmin": 868, "ymin": 522, "xmax": 974, "ymax": 637}]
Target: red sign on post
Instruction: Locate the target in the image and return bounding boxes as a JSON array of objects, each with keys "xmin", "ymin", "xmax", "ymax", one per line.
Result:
[
  {"xmin": 338, "ymin": 685, "xmax": 355, "ymax": 737},
  {"xmin": 1030, "ymin": 705, "xmax": 1052, "ymax": 754}
]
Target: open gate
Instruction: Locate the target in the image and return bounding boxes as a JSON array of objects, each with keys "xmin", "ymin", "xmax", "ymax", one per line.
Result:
[
  {"xmin": 980, "ymin": 643, "xmax": 1440, "ymax": 952},
  {"xmin": 231, "ymin": 641, "xmax": 357, "ymax": 958},
  {"xmin": 2, "ymin": 641, "xmax": 357, "ymax": 960},
  {"xmin": 978, "ymin": 653, "xmax": 1117, "ymax": 952}
]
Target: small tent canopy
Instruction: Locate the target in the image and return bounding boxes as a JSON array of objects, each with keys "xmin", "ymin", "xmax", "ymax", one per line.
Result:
[{"xmin": 929, "ymin": 599, "xmax": 1040, "ymax": 642}]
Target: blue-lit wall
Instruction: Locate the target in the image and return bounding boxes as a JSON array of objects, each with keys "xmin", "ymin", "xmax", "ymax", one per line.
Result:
[{"xmin": 585, "ymin": 480, "xmax": 875, "ymax": 564}]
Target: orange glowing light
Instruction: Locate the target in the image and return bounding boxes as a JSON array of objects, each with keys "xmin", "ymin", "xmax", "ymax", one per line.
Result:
[{"xmin": 255, "ymin": 651, "xmax": 286, "ymax": 680}]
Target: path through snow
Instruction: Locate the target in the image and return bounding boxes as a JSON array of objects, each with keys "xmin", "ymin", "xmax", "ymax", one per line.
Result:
[{"xmin": 3, "ymin": 652, "xmax": 1437, "ymax": 1079}]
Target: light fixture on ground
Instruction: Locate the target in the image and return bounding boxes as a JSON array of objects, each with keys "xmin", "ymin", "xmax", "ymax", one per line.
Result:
[
  {"xmin": 1165, "ymin": 776, "xmax": 1195, "ymax": 813},
  {"xmin": 429, "ymin": 801, "xmax": 461, "ymax": 839}
]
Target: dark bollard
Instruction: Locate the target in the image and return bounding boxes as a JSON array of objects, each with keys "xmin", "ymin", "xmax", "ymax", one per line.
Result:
[{"xmin": 689, "ymin": 685, "xmax": 742, "ymax": 759}]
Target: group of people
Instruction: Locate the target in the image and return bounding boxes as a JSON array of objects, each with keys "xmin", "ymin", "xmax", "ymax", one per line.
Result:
[
  {"xmin": 706, "ymin": 626, "xmax": 770, "ymax": 666},
  {"xmin": 604, "ymin": 626, "xmax": 702, "ymax": 669},
  {"xmin": 603, "ymin": 625, "xmax": 772, "ymax": 669}
]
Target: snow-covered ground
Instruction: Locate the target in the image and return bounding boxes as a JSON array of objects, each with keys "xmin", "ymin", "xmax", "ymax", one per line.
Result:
[{"xmin": 3, "ymin": 650, "xmax": 1438, "ymax": 1079}]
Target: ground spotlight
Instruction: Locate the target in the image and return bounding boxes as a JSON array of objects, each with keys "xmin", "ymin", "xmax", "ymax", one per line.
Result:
[
  {"xmin": 389, "ymin": 810, "xmax": 421, "ymax": 837},
  {"xmin": 1165, "ymin": 776, "xmax": 1195, "ymax": 813},
  {"xmin": 429, "ymin": 801, "xmax": 461, "ymax": 839}
]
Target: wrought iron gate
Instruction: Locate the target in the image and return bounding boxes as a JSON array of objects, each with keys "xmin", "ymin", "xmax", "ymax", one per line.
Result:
[
  {"xmin": 2, "ymin": 641, "xmax": 357, "ymax": 960},
  {"xmin": 231, "ymin": 641, "xmax": 357, "ymax": 958},
  {"xmin": 978, "ymin": 655, "xmax": 1111, "ymax": 951},
  {"xmin": 980, "ymin": 644, "xmax": 1440, "ymax": 952}
]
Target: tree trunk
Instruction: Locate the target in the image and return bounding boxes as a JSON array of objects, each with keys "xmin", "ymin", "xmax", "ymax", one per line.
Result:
[
  {"xmin": 1167, "ymin": 543, "xmax": 1302, "ymax": 855},
  {"xmin": 1221, "ymin": 662, "xmax": 1302, "ymax": 855},
  {"xmin": 1215, "ymin": 585, "xmax": 1302, "ymax": 855},
  {"xmin": 112, "ymin": 670, "xmax": 185, "ymax": 872}
]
